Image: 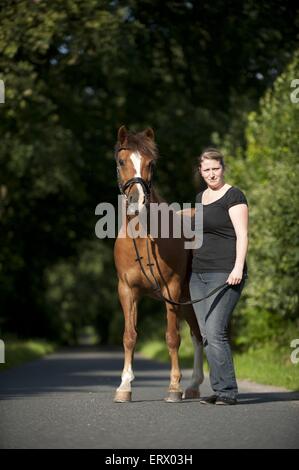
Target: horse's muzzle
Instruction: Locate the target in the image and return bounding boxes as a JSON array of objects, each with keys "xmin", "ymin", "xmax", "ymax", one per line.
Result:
[{"xmin": 127, "ymin": 202, "xmax": 140, "ymax": 216}]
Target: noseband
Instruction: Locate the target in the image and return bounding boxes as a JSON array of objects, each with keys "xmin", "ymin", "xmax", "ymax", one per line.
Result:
[{"xmin": 117, "ymin": 170, "xmax": 152, "ymax": 202}]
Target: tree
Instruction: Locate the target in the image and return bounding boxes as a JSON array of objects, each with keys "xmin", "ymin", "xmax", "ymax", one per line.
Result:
[
  {"xmin": 230, "ymin": 52, "xmax": 299, "ymax": 348},
  {"xmin": 0, "ymin": 0, "xmax": 298, "ymax": 342}
]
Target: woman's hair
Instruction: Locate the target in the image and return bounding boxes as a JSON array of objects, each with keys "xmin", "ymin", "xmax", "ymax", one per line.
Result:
[
  {"xmin": 196, "ymin": 147, "xmax": 225, "ymax": 191},
  {"xmin": 197, "ymin": 147, "xmax": 225, "ymax": 169}
]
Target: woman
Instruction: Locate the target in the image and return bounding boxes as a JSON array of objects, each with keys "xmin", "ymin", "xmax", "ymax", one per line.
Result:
[{"xmin": 190, "ymin": 148, "xmax": 248, "ymax": 405}]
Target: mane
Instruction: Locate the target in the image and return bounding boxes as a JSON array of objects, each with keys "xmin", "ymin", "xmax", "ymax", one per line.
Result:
[{"xmin": 115, "ymin": 131, "xmax": 159, "ymax": 160}]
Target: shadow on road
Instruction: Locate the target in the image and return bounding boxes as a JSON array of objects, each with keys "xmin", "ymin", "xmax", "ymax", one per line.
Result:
[
  {"xmin": 237, "ymin": 392, "xmax": 299, "ymax": 405},
  {"xmin": 128, "ymin": 393, "xmax": 299, "ymax": 404},
  {"xmin": 0, "ymin": 346, "xmax": 170, "ymax": 400},
  {"xmin": 0, "ymin": 346, "xmax": 298, "ymax": 405}
]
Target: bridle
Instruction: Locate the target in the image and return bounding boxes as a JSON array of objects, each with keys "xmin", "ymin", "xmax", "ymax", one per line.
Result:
[
  {"xmin": 116, "ymin": 147, "xmax": 228, "ymax": 306},
  {"xmin": 116, "ymin": 146, "xmax": 152, "ymax": 206}
]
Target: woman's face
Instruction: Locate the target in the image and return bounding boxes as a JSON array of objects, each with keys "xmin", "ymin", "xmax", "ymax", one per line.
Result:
[{"xmin": 200, "ymin": 158, "xmax": 224, "ymax": 189}]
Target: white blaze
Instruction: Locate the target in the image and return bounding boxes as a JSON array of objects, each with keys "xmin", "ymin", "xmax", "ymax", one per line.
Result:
[
  {"xmin": 130, "ymin": 151, "xmax": 142, "ymax": 177},
  {"xmin": 130, "ymin": 151, "xmax": 144, "ymax": 207}
]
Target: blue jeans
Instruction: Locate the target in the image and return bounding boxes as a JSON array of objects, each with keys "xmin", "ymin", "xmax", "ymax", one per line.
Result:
[{"xmin": 189, "ymin": 272, "xmax": 246, "ymax": 399}]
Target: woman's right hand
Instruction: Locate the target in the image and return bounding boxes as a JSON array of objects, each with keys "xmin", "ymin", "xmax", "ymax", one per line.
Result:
[{"xmin": 226, "ymin": 267, "xmax": 243, "ymax": 285}]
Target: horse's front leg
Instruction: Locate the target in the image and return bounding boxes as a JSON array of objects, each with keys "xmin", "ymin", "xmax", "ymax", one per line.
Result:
[
  {"xmin": 114, "ymin": 281, "xmax": 138, "ymax": 403},
  {"xmin": 164, "ymin": 301, "xmax": 183, "ymax": 402}
]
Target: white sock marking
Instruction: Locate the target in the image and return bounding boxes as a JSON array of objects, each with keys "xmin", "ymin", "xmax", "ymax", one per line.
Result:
[{"xmin": 117, "ymin": 365, "xmax": 135, "ymax": 392}]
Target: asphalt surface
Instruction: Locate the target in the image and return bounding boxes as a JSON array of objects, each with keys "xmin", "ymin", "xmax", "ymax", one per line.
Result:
[{"xmin": 0, "ymin": 347, "xmax": 298, "ymax": 449}]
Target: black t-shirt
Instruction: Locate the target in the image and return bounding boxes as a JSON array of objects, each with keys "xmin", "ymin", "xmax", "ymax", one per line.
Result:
[{"xmin": 192, "ymin": 186, "xmax": 248, "ymax": 274}]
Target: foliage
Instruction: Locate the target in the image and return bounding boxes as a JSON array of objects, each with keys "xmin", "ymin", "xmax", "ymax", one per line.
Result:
[
  {"xmin": 0, "ymin": 1, "xmax": 298, "ymax": 345},
  {"xmin": 44, "ymin": 240, "xmax": 118, "ymax": 344},
  {"xmin": 227, "ymin": 52, "xmax": 299, "ymax": 350}
]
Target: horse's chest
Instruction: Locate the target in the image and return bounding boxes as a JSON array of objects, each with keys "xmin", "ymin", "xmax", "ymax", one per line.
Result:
[{"xmin": 114, "ymin": 238, "xmax": 178, "ymax": 288}]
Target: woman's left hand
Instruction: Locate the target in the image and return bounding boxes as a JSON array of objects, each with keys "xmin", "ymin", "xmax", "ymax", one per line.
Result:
[{"xmin": 226, "ymin": 267, "xmax": 243, "ymax": 285}]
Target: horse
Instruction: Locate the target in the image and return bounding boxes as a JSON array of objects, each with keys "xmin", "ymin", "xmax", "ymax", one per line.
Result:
[{"xmin": 113, "ymin": 125, "xmax": 204, "ymax": 402}]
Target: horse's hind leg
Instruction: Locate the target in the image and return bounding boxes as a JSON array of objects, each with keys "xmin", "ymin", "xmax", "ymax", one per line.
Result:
[
  {"xmin": 182, "ymin": 305, "xmax": 204, "ymax": 399},
  {"xmin": 164, "ymin": 302, "xmax": 183, "ymax": 402},
  {"xmin": 114, "ymin": 281, "xmax": 138, "ymax": 403}
]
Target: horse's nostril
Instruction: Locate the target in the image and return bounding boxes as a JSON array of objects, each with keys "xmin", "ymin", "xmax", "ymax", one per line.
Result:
[{"xmin": 129, "ymin": 192, "xmax": 139, "ymax": 204}]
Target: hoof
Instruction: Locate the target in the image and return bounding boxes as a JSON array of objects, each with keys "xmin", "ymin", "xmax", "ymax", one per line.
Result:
[
  {"xmin": 164, "ymin": 391, "xmax": 183, "ymax": 403},
  {"xmin": 183, "ymin": 388, "xmax": 200, "ymax": 399},
  {"xmin": 114, "ymin": 390, "xmax": 132, "ymax": 403}
]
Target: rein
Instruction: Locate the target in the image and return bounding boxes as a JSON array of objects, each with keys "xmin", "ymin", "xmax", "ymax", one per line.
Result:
[{"xmin": 132, "ymin": 234, "xmax": 228, "ymax": 306}]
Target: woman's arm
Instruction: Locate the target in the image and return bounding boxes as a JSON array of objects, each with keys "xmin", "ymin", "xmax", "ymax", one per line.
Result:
[{"xmin": 227, "ymin": 203, "xmax": 249, "ymax": 285}]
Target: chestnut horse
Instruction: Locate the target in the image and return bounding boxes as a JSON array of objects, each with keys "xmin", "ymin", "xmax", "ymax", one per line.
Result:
[{"xmin": 114, "ymin": 126, "xmax": 204, "ymax": 402}]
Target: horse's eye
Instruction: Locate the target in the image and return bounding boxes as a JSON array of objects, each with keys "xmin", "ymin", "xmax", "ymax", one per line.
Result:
[{"xmin": 119, "ymin": 159, "xmax": 125, "ymax": 167}]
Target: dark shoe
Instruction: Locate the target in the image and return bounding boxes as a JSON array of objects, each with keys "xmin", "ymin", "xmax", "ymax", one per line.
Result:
[
  {"xmin": 199, "ymin": 394, "xmax": 218, "ymax": 405},
  {"xmin": 215, "ymin": 396, "xmax": 237, "ymax": 405}
]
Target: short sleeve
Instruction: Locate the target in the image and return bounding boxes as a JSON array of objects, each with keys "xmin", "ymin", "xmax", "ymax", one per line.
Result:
[
  {"xmin": 225, "ymin": 188, "xmax": 248, "ymax": 209},
  {"xmin": 195, "ymin": 191, "xmax": 203, "ymax": 204}
]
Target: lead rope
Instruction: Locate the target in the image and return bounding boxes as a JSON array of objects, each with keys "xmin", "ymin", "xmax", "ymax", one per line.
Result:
[
  {"xmin": 130, "ymin": 227, "xmax": 228, "ymax": 307},
  {"xmin": 119, "ymin": 177, "xmax": 228, "ymax": 306}
]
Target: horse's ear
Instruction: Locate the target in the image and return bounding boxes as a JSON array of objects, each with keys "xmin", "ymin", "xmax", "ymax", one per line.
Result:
[
  {"xmin": 143, "ymin": 127, "xmax": 155, "ymax": 141},
  {"xmin": 117, "ymin": 125, "xmax": 128, "ymax": 144}
]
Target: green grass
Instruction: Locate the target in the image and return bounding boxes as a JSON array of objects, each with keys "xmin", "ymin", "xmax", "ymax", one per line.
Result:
[
  {"xmin": 0, "ymin": 337, "xmax": 57, "ymax": 371},
  {"xmin": 234, "ymin": 345, "xmax": 299, "ymax": 391},
  {"xmin": 137, "ymin": 333, "xmax": 299, "ymax": 391}
]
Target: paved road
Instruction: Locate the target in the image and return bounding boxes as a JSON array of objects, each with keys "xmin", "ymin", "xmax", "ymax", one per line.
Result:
[{"xmin": 0, "ymin": 347, "xmax": 298, "ymax": 449}]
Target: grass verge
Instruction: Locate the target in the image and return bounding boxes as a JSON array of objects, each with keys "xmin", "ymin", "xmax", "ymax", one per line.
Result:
[
  {"xmin": 233, "ymin": 345, "xmax": 299, "ymax": 391},
  {"xmin": 137, "ymin": 335, "xmax": 299, "ymax": 391},
  {"xmin": 0, "ymin": 337, "xmax": 57, "ymax": 371}
]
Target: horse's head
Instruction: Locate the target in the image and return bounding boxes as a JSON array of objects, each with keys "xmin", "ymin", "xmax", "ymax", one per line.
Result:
[{"xmin": 115, "ymin": 125, "xmax": 158, "ymax": 215}]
